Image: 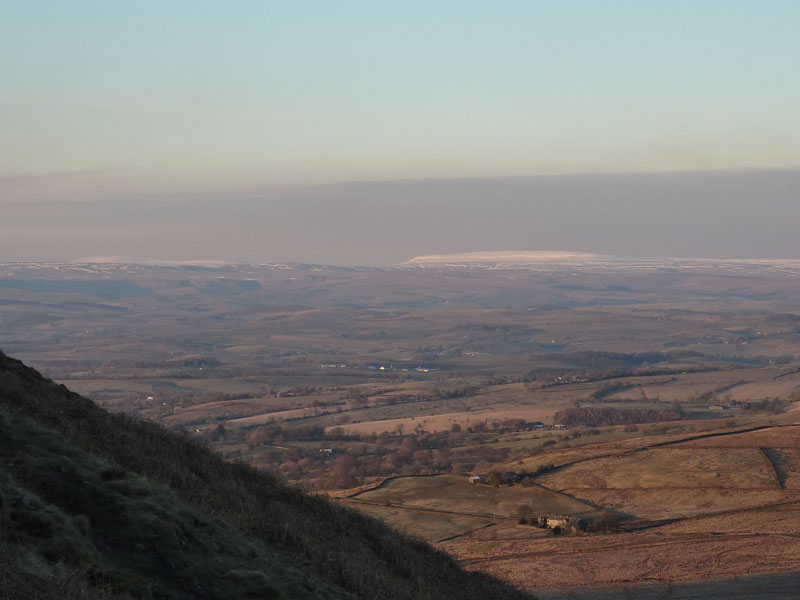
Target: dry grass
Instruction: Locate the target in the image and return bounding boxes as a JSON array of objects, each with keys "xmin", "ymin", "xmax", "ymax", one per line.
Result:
[
  {"xmin": 444, "ymin": 529, "xmax": 800, "ymax": 593},
  {"xmin": 657, "ymin": 501, "xmax": 800, "ymax": 534},
  {"xmin": 355, "ymin": 475, "xmax": 594, "ymax": 518},
  {"xmin": 336, "ymin": 408, "xmax": 556, "ymax": 435},
  {"xmin": 678, "ymin": 426, "xmax": 800, "ymax": 448},
  {"xmin": 347, "ymin": 503, "xmax": 494, "ymax": 543},
  {"xmin": 762, "ymin": 448, "xmax": 800, "ymax": 488},
  {"xmin": 538, "ymin": 448, "xmax": 777, "ymax": 490},
  {"xmin": 559, "ymin": 487, "xmax": 790, "ymax": 520}
]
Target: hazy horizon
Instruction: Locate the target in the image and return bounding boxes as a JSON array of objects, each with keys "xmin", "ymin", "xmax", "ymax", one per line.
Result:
[{"xmin": 3, "ymin": 168, "xmax": 800, "ymax": 266}]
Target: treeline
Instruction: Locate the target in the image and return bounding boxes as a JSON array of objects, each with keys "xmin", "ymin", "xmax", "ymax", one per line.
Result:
[
  {"xmin": 741, "ymin": 397, "xmax": 792, "ymax": 413},
  {"xmin": 554, "ymin": 407, "xmax": 678, "ymax": 427},
  {"xmin": 532, "ymin": 365, "xmax": 712, "ymax": 387},
  {"xmin": 246, "ymin": 427, "xmax": 522, "ymax": 489},
  {"xmin": 531, "ymin": 350, "xmax": 701, "ymax": 369},
  {"xmin": 246, "ymin": 424, "xmax": 328, "ymax": 444}
]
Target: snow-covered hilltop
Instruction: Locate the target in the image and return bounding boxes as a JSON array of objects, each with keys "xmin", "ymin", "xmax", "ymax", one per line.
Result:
[
  {"xmin": 401, "ymin": 251, "xmax": 608, "ymax": 266},
  {"xmin": 399, "ymin": 251, "xmax": 800, "ymax": 274}
]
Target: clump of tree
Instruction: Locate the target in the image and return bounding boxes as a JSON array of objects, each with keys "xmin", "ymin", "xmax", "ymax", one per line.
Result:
[
  {"xmin": 246, "ymin": 424, "xmax": 327, "ymax": 445},
  {"xmin": 554, "ymin": 407, "xmax": 678, "ymax": 427},
  {"xmin": 741, "ymin": 397, "xmax": 790, "ymax": 413},
  {"xmin": 589, "ymin": 510, "xmax": 619, "ymax": 533},
  {"xmin": 432, "ymin": 386, "xmax": 479, "ymax": 399},
  {"xmin": 532, "ymin": 351, "xmax": 675, "ymax": 369},
  {"xmin": 484, "ymin": 470, "xmax": 516, "ymax": 486},
  {"xmin": 518, "ymin": 465, "xmax": 555, "ymax": 486}
]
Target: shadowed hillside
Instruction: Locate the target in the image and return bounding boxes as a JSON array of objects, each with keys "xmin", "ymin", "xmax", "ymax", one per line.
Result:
[{"xmin": 0, "ymin": 350, "xmax": 533, "ymax": 600}]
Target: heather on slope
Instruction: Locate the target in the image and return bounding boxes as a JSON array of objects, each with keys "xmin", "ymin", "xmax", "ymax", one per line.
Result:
[{"xmin": 0, "ymin": 350, "xmax": 533, "ymax": 600}]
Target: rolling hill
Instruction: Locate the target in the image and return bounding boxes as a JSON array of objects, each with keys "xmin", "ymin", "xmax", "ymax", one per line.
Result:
[{"xmin": 0, "ymin": 350, "xmax": 533, "ymax": 600}]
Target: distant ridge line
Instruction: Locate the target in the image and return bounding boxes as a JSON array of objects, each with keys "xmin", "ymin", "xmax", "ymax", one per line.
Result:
[{"xmin": 399, "ymin": 251, "xmax": 800, "ymax": 269}]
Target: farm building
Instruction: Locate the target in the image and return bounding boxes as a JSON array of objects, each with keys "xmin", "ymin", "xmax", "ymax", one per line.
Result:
[
  {"xmin": 547, "ymin": 516, "xmax": 570, "ymax": 529},
  {"xmin": 538, "ymin": 515, "xmax": 569, "ymax": 528},
  {"xmin": 536, "ymin": 514, "xmax": 589, "ymax": 532},
  {"xmin": 468, "ymin": 475, "xmax": 485, "ymax": 484}
]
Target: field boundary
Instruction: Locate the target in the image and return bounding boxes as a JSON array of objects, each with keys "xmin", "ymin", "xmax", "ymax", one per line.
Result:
[
  {"xmin": 337, "ymin": 496, "xmax": 517, "ymax": 521},
  {"xmin": 328, "ymin": 472, "xmax": 445, "ymax": 499},
  {"xmin": 758, "ymin": 448, "xmax": 786, "ymax": 489},
  {"xmin": 436, "ymin": 523, "xmax": 496, "ymax": 543},
  {"xmin": 620, "ymin": 497, "xmax": 800, "ymax": 531}
]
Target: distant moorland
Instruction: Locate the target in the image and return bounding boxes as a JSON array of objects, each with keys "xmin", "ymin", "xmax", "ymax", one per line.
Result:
[{"xmin": 3, "ymin": 256, "xmax": 800, "ymax": 597}]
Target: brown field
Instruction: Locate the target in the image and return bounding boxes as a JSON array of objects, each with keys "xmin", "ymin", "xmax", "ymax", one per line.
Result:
[
  {"xmin": 658, "ymin": 501, "xmax": 800, "ymax": 534},
  {"xmin": 345, "ymin": 502, "xmax": 496, "ymax": 543},
  {"xmin": 561, "ymin": 487, "xmax": 790, "ymax": 520},
  {"xmin": 444, "ymin": 529, "xmax": 800, "ymax": 595},
  {"xmin": 346, "ymin": 500, "xmax": 557, "ymax": 544},
  {"xmin": 353, "ymin": 475, "xmax": 595, "ymax": 519},
  {"xmin": 509, "ymin": 446, "xmax": 621, "ymax": 472},
  {"xmin": 538, "ymin": 447, "xmax": 777, "ymax": 490},
  {"xmin": 603, "ymin": 368, "xmax": 795, "ymax": 403},
  {"xmin": 726, "ymin": 377, "xmax": 800, "ymax": 401},
  {"xmin": 678, "ymin": 425, "xmax": 800, "ymax": 448},
  {"xmin": 335, "ymin": 407, "xmax": 557, "ymax": 435}
]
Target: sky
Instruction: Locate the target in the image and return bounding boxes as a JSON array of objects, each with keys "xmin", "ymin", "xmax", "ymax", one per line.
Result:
[{"xmin": 2, "ymin": 1, "xmax": 800, "ymax": 264}]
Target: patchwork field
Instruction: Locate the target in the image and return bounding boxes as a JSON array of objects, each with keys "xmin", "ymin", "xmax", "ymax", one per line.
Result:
[
  {"xmin": 6, "ymin": 261, "xmax": 800, "ymax": 597},
  {"xmin": 422, "ymin": 422, "xmax": 800, "ymax": 596}
]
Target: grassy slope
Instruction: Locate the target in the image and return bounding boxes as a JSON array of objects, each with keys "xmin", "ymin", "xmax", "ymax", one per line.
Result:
[{"xmin": 0, "ymin": 350, "xmax": 533, "ymax": 600}]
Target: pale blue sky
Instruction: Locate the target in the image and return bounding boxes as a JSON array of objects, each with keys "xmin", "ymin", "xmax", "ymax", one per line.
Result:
[
  {"xmin": 2, "ymin": 2, "xmax": 800, "ymax": 264},
  {"xmin": 3, "ymin": 0, "xmax": 800, "ymax": 191}
]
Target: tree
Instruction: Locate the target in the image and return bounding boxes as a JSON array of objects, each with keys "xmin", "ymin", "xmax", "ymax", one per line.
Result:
[
  {"xmin": 590, "ymin": 510, "xmax": 619, "ymax": 533},
  {"xmin": 210, "ymin": 422, "xmax": 227, "ymax": 442},
  {"xmin": 331, "ymin": 454, "xmax": 357, "ymax": 488}
]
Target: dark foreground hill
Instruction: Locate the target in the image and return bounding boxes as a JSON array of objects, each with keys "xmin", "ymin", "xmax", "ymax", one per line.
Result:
[{"xmin": 0, "ymin": 350, "xmax": 533, "ymax": 600}]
